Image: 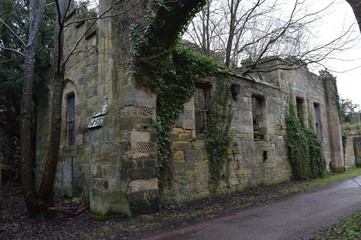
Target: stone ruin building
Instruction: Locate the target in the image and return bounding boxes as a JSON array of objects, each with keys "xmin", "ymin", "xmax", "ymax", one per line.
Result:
[{"xmin": 35, "ymin": 5, "xmax": 358, "ymax": 217}]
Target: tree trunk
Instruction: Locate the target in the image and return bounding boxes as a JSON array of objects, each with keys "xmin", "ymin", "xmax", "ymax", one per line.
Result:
[
  {"xmin": 35, "ymin": 0, "xmax": 68, "ymax": 216},
  {"xmin": 20, "ymin": 46, "xmax": 39, "ymax": 217},
  {"xmin": 38, "ymin": 70, "xmax": 65, "ymax": 214},
  {"xmin": 19, "ymin": 0, "xmax": 45, "ymax": 218},
  {"xmin": 345, "ymin": 0, "xmax": 361, "ymax": 31}
]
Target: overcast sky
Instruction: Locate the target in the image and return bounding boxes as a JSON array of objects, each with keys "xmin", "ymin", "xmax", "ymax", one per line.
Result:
[{"xmin": 311, "ymin": 0, "xmax": 361, "ymax": 107}]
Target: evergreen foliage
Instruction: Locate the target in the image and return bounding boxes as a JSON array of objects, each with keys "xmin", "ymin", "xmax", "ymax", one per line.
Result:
[
  {"xmin": 285, "ymin": 98, "xmax": 325, "ymax": 180},
  {"xmin": 0, "ymin": 0, "xmax": 55, "ymax": 179},
  {"xmin": 205, "ymin": 78, "xmax": 232, "ymax": 186}
]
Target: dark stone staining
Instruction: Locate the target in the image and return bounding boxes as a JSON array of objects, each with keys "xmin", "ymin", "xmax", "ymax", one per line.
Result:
[
  {"xmin": 130, "ymin": 191, "xmax": 160, "ymax": 215},
  {"xmin": 185, "ymin": 150, "xmax": 200, "ymax": 161}
]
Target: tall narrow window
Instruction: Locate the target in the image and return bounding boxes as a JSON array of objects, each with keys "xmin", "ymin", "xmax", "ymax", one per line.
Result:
[
  {"xmin": 314, "ymin": 102, "xmax": 322, "ymax": 139},
  {"xmin": 296, "ymin": 97, "xmax": 304, "ymax": 124},
  {"xmin": 195, "ymin": 83, "xmax": 211, "ymax": 135},
  {"xmin": 67, "ymin": 93, "xmax": 75, "ymax": 146},
  {"xmin": 252, "ymin": 94, "xmax": 266, "ymax": 140}
]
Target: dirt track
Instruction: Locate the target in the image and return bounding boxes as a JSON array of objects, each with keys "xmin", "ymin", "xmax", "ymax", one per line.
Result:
[{"xmin": 142, "ymin": 175, "xmax": 361, "ymax": 240}]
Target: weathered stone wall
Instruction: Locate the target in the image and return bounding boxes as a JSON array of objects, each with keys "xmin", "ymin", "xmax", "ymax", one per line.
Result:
[
  {"xmin": 345, "ymin": 136, "xmax": 356, "ymax": 169},
  {"xmin": 354, "ymin": 137, "xmax": 361, "ymax": 167},
  {"xmin": 162, "ymin": 75, "xmax": 292, "ymax": 202},
  {"xmin": 37, "ymin": 3, "xmax": 160, "ymax": 216},
  {"xmin": 162, "ymin": 60, "xmax": 343, "ymax": 203},
  {"xmin": 277, "ymin": 66, "xmax": 334, "ymax": 170}
]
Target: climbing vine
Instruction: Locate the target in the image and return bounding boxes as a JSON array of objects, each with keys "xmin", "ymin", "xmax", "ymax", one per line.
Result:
[
  {"xmin": 130, "ymin": 0, "xmax": 232, "ymax": 190},
  {"xmin": 152, "ymin": 47, "xmax": 223, "ymax": 187},
  {"xmin": 285, "ymin": 98, "xmax": 325, "ymax": 180},
  {"xmin": 205, "ymin": 78, "xmax": 232, "ymax": 187}
]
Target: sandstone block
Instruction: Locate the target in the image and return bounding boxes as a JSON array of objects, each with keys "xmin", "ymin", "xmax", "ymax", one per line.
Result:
[
  {"xmin": 130, "ymin": 178, "xmax": 158, "ymax": 193},
  {"xmin": 185, "ymin": 150, "xmax": 200, "ymax": 161},
  {"xmin": 130, "ymin": 131, "xmax": 150, "ymax": 142},
  {"xmin": 183, "ymin": 119, "xmax": 195, "ymax": 130},
  {"xmin": 172, "ymin": 141, "xmax": 192, "ymax": 150},
  {"xmin": 173, "ymin": 151, "xmax": 185, "ymax": 161}
]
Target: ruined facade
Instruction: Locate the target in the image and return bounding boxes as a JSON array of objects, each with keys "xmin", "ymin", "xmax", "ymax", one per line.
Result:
[{"xmin": 36, "ymin": 5, "xmax": 346, "ymax": 216}]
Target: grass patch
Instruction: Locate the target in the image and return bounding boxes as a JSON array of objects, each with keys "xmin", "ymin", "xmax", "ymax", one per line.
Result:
[
  {"xmin": 312, "ymin": 211, "xmax": 361, "ymax": 240},
  {"xmin": 279, "ymin": 168, "xmax": 361, "ymax": 195}
]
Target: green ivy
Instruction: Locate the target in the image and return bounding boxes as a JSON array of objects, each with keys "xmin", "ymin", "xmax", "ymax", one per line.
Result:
[
  {"xmin": 130, "ymin": 0, "xmax": 232, "ymax": 190},
  {"xmin": 134, "ymin": 45, "xmax": 224, "ymax": 189},
  {"xmin": 154, "ymin": 47, "xmax": 222, "ymax": 187},
  {"xmin": 285, "ymin": 98, "xmax": 325, "ymax": 180},
  {"xmin": 205, "ymin": 78, "xmax": 232, "ymax": 188}
]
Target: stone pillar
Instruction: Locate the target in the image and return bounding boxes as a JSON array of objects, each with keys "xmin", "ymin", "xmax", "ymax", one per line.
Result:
[
  {"xmin": 344, "ymin": 136, "xmax": 356, "ymax": 169},
  {"xmin": 354, "ymin": 136, "xmax": 361, "ymax": 167},
  {"xmin": 322, "ymin": 77, "xmax": 344, "ymax": 172},
  {"xmin": 88, "ymin": 0, "xmax": 129, "ymax": 216},
  {"xmin": 119, "ymin": 84, "xmax": 159, "ymax": 215},
  {"xmin": 88, "ymin": 0, "xmax": 159, "ymax": 216}
]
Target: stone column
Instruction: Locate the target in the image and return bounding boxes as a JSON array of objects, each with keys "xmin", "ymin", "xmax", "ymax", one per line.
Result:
[
  {"xmin": 344, "ymin": 136, "xmax": 356, "ymax": 169},
  {"xmin": 322, "ymin": 77, "xmax": 344, "ymax": 172},
  {"xmin": 119, "ymin": 83, "xmax": 159, "ymax": 215},
  {"xmin": 354, "ymin": 136, "xmax": 361, "ymax": 167},
  {"xmin": 88, "ymin": 0, "xmax": 159, "ymax": 216},
  {"xmin": 88, "ymin": 0, "xmax": 128, "ymax": 216}
]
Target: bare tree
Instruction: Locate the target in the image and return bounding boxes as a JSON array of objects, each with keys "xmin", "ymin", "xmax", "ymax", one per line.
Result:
[
  {"xmin": 17, "ymin": 0, "xmax": 46, "ymax": 217},
  {"xmin": 185, "ymin": 0, "xmax": 358, "ymax": 73}
]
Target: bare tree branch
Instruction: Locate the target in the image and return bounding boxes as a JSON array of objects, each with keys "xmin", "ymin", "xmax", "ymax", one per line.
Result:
[
  {"xmin": 0, "ymin": 19, "xmax": 26, "ymax": 47},
  {"xmin": 0, "ymin": 46, "xmax": 25, "ymax": 56}
]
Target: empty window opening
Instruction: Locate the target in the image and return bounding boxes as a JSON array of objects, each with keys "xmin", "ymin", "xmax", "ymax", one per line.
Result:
[
  {"xmin": 296, "ymin": 97, "xmax": 304, "ymax": 124},
  {"xmin": 195, "ymin": 83, "xmax": 211, "ymax": 135},
  {"xmin": 67, "ymin": 93, "xmax": 75, "ymax": 146},
  {"xmin": 263, "ymin": 151, "xmax": 268, "ymax": 162},
  {"xmin": 252, "ymin": 94, "xmax": 266, "ymax": 140},
  {"xmin": 313, "ymin": 102, "xmax": 322, "ymax": 138}
]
